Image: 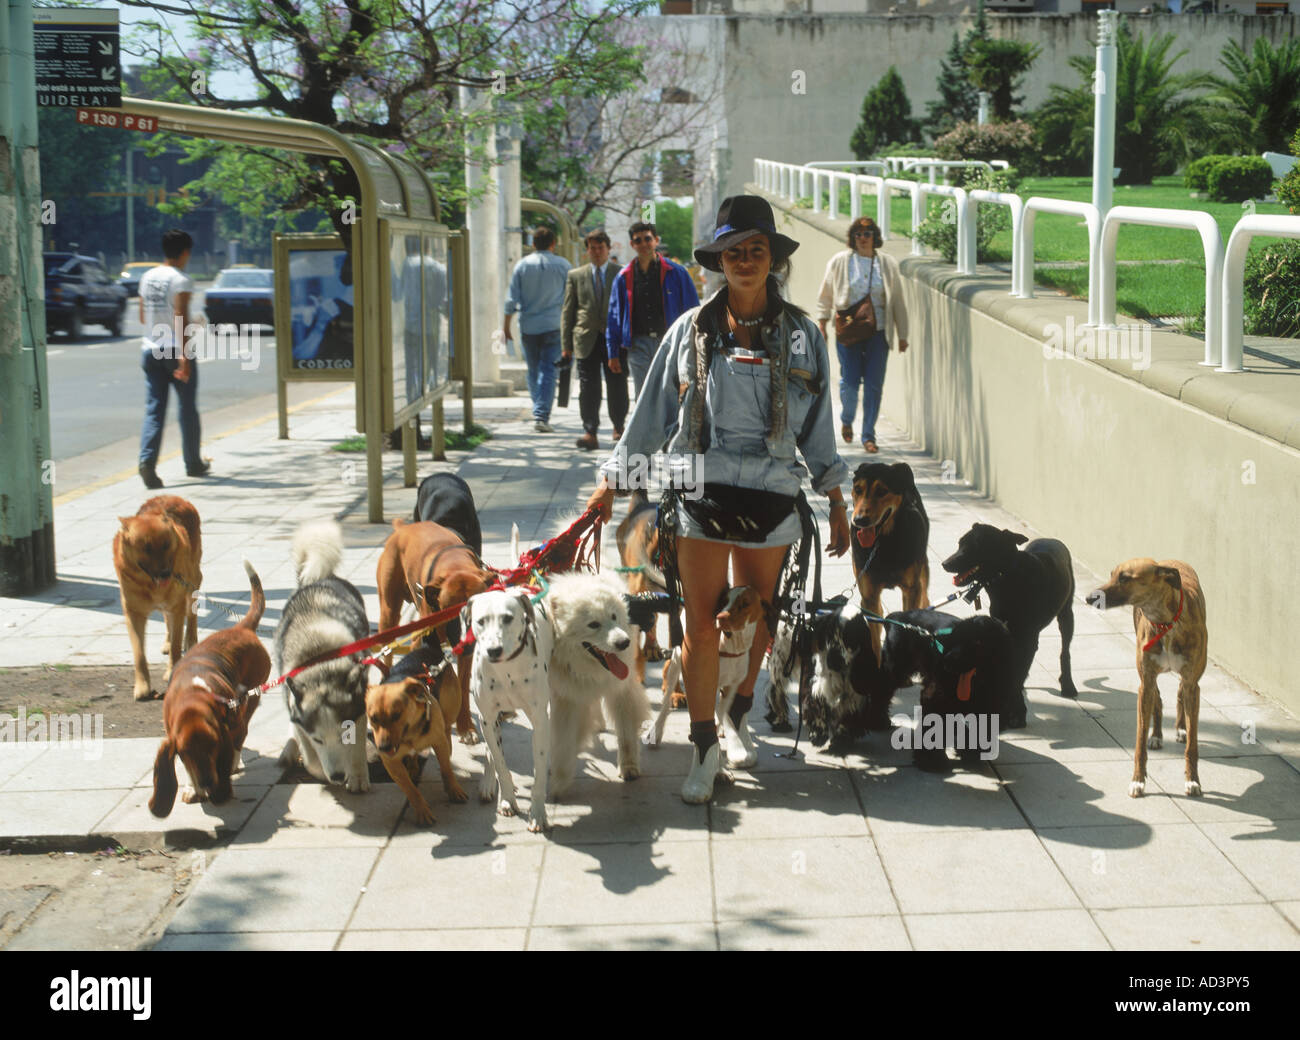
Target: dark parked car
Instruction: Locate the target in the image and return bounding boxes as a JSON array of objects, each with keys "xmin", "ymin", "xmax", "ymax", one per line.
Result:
[
  {"xmin": 205, "ymin": 267, "xmax": 274, "ymax": 327},
  {"xmin": 44, "ymin": 253, "xmax": 128, "ymax": 339},
  {"xmin": 119, "ymin": 261, "xmax": 159, "ymax": 297}
]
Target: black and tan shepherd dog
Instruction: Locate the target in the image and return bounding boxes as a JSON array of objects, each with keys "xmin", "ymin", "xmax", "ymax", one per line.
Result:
[{"xmin": 850, "ymin": 462, "xmax": 930, "ymax": 661}]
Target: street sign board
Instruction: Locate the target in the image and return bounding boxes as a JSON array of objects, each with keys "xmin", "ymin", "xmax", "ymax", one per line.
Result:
[
  {"xmin": 33, "ymin": 8, "xmax": 121, "ymax": 109},
  {"xmin": 75, "ymin": 109, "xmax": 159, "ymax": 133}
]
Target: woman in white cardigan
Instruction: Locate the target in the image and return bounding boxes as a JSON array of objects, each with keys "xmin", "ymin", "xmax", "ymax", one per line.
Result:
[{"xmin": 815, "ymin": 216, "xmax": 909, "ymax": 453}]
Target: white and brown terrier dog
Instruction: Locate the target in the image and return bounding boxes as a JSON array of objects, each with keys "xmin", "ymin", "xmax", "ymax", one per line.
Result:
[
  {"xmin": 1087, "ymin": 558, "xmax": 1208, "ymax": 798},
  {"xmin": 647, "ymin": 585, "xmax": 776, "ymax": 768}
]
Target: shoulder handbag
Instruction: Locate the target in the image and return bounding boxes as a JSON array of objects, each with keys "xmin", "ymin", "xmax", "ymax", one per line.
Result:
[{"xmin": 834, "ymin": 256, "xmax": 877, "ymax": 346}]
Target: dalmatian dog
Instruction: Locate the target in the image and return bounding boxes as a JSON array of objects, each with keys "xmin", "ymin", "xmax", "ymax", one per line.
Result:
[{"xmin": 462, "ymin": 586, "xmax": 555, "ymax": 833}]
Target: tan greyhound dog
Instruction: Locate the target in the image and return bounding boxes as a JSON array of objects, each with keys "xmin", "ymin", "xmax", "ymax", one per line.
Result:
[{"xmin": 1087, "ymin": 559, "xmax": 1207, "ymax": 798}]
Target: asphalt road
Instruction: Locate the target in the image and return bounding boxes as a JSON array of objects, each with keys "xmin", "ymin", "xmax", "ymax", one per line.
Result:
[{"xmin": 42, "ymin": 281, "xmax": 351, "ymax": 496}]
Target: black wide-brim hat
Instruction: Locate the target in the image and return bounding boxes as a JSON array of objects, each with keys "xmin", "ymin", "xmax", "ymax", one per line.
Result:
[{"xmin": 693, "ymin": 194, "xmax": 800, "ymax": 273}]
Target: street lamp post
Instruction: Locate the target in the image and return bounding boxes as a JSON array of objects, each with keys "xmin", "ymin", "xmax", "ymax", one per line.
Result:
[{"xmin": 1091, "ymin": 10, "xmax": 1118, "ymax": 224}]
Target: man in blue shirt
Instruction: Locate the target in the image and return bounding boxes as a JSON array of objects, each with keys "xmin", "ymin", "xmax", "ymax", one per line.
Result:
[
  {"xmin": 605, "ymin": 221, "xmax": 700, "ymax": 399},
  {"xmin": 504, "ymin": 226, "xmax": 572, "ymax": 432}
]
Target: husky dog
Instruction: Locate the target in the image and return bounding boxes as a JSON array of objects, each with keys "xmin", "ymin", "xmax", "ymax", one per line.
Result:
[
  {"xmin": 275, "ymin": 520, "xmax": 372, "ymax": 793},
  {"xmin": 546, "ymin": 571, "xmax": 650, "ymax": 797}
]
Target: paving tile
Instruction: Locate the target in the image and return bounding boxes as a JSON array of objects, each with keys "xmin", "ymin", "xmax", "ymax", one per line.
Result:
[
  {"xmin": 232, "ymin": 782, "xmax": 405, "ymax": 848},
  {"xmin": 0, "ymin": 789, "xmax": 132, "ymax": 838},
  {"xmin": 1038, "ymin": 823, "xmax": 1263, "ymax": 909},
  {"xmin": 905, "ymin": 908, "xmax": 1110, "ymax": 951},
  {"xmin": 546, "ymin": 773, "xmax": 710, "ymax": 844},
  {"xmin": 713, "ymin": 835, "xmax": 898, "ymax": 921},
  {"xmin": 875, "ymin": 829, "xmax": 1081, "ymax": 915},
  {"xmin": 1092, "ymin": 904, "xmax": 1300, "ymax": 951},
  {"xmin": 708, "ymin": 767, "xmax": 868, "ymax": 840},
  {"xmin": 854, "ymin": 764, "xmax": 1028, "ymax": 836},
  {"xmin": 0, "ymin": 736, "xmax": 156, "ymax": 795},
  {"xmin": 718, "ymin": 914, "xmax": 910, "ymax": 951},
  {"xmin": 95, "ymin": 784, "xmax": 271, "ymax": 840},
  {"xmin": 1141, "ymin": 755, "xmax": 1300, "ymax": 824},
  {"xmin": 532, "ymin": 841, "xmax": 712, "ymax": 927},
  {"xmin": 350, "ymin": 844, "xmax": 543, "ymax": 930},
  {"xmin": 153, "ymin": 931, "xmax": 339, "ymax": 951},
  {"xmin": 165, "ymin": 847, "xmax": 379, "ymax": 933},
  {"xmin": 527, "ymin": 922, "xmax": 717, "ymax": 951},
  {"xmin": 341, "ymin": 928, "xmax": 528, "ymax": 951},
  {"xmin": 1277, "ymin": 902, "xmax": 1300, "ymax": 933},
  {"xmin": 0, "ymin": 743, "xmax": 50, "ymax": 786},
  {"xmin": 1199, "ymin": 819, "xmax": 1300, "ymax": 902},
  {"xmin": 997, "ymin": 760, "xmax": 1188, "ymax": 829}
]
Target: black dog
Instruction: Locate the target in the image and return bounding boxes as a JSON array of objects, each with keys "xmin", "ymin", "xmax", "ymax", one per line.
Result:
[
  {"xmin": 941, "ymin": 524, "xmax": 1078, "ymax": 701},
  {"xmin": 850, "ymin": 462, "xmax": 930, "ymax": 662},
  {"xmin": 413, "ymin": 473, "xmax": 482, "ymax": 557},
  {"xmin": 881, "ymin": 608, "xmax": 1022, "ymax": 771},
  {"xmin": 798, "ymin": 604, "xmax": 891, "ymax": 750}
]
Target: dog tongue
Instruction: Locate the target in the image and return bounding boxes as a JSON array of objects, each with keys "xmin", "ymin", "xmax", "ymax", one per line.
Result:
[
  {"xmin": 957, "ymin": 668, "xmax": 975, "ymax": 702},
  {"xmin": 605, "ymin": 652, "xmax": 629, "ymax": 680},
  {"xmin": 857, "ymin": 528, "xmax": 876, "ymax": 548}
]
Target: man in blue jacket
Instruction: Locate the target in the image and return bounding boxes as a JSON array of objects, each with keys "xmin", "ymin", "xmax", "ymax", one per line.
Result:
[
  {"xmin": 605, "ymin": 221, "xmax": 700, "ymax": 399},
  {"xmin": 504, "ymin": 226, "xmax": 572, "ymax": 432}
]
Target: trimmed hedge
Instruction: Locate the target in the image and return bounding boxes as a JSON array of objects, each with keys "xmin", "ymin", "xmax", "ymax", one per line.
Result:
[
  {"xmin": 1183, "ymin": 154, "xmax": 1235, "ymax": 192},
  {"xmin": 1206, "ymin": 156, "xmax": 1274, "ymax": 203}
]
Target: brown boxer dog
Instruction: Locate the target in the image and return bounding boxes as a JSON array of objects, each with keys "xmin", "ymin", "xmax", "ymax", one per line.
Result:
[{"xmin": 375, "ymin": 519, "xmax": 494, "ymax": 743}]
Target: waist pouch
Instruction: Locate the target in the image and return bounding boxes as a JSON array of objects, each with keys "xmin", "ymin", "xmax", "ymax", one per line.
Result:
[{"xmin": 680, "ymin": 482, "xmax": 797, "ymax": 542}]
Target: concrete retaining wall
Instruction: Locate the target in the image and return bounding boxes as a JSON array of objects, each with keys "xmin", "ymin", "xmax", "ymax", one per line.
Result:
[{"xmin": 767, "ymin": 188, "xmax": 1300, "ymax": 715}]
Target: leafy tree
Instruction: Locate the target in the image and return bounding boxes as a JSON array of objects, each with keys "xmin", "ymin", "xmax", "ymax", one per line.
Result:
[
  {"xmin": 1210, "ymin": 37, "xmax": 1300, "ymax": 156},
  {"xmin": 1033, "ymin": 19, "xmax": 1219, "ymax": 185},
  {"xmin": 117, "ymin": 0, "xmax": 655, "ymax": 254},
  {"xmin": 850, "ymin": 67, "xmax": 918, "ymax": 160},
  {"xmin": 653, "ymin": 199, "xmax": 693, "ymax": 263},
  {"xmin": 924, "ymin": 33, "xmax": 980, "ymax": 140},
  {"xmin": 965, "ymin": 38, "xmax": 1040, "ymax": 121}
]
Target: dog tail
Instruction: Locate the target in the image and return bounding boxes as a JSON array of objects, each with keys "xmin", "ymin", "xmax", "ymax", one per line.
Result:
[
  {"xmin": 291, "ymin": 519, "xmax": 344, "ymax": 585},
  {"xmin": 148, "ymin": 739, "xmax": 178, "ymax": 818},
  {"xmin": 240, "ymin": 558, "xmax": 267, "ymax": 630}
]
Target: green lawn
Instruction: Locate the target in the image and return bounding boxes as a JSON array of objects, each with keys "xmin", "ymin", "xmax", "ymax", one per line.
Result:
[{"xmin": 804, "ymin": 175, "xmax": 1290, "ymax": 319}]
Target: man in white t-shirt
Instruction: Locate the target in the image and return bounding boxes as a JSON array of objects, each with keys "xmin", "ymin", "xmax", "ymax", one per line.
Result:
[{"xmin": 138, "ymin": 229, "xmax": 208, "ymax": 488}]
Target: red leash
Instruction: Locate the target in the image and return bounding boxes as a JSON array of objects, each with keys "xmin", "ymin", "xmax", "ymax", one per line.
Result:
[
  {"xmin": 234, "ymin": 507, "xmax": 604, "ymax": 704},
  {"xmin": 1141, "ymin": 588, "xmax": 1185, "ymax": 652}
]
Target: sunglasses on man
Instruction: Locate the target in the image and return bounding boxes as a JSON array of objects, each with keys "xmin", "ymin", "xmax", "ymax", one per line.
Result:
[{"xmin": 631, "ymin": 234, "xmax": 656, "ymax": 244}]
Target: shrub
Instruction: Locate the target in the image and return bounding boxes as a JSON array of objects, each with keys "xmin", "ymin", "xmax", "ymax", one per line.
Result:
[
  {"xmin": 1206, "ymin": 156, "xmax": 1275, "ymax": 202},
  {"xmin": 1183, "ymin": 154, "xmax": 1235, "ymax": 191},
  {"xmin": 1276, "ymin": 126, "xmax": 1300, "ymax": 214},
  {"xmin": 934, "ymin": 120, "xmax": 1038, "ymax": 179},
  {"xmin": 913, "ymin": 168, "xmax": 1016, "ymax": 264},
  {"xmin": 1243, "ymin": 239, "xmax": 1300, "ymax": 338}
]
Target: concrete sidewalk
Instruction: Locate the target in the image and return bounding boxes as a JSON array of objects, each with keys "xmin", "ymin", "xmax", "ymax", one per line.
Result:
[{"xmin": 2, "ymin": 388, "xmax": 1299, "ymax": 950}]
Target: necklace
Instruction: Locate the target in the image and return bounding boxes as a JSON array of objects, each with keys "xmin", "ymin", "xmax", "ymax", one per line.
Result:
[{"xmin": 728, "ymin": 309, "xmax": 763, "ymax": 328}]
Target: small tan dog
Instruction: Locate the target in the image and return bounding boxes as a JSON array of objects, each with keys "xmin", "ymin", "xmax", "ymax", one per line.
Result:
[
  {"xmin": 113, "ymin": 495, "xmax": 203, "ymax": 700},
  {"xmin": 1087, "ymin": 559, "xmax": 1207, "ymax": 798},
  {"xmin": 365, "ymin": 643, "xmax": 468, "ymax": 826}
]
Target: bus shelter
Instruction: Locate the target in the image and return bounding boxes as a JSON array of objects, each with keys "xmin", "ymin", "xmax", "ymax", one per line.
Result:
[{"xmin": 113, "ymin": 97, "xmax": 470, "ymax": 522}]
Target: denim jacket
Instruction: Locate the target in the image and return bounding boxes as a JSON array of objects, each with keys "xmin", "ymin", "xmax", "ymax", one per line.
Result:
[{"xmin": 599, "ymin": 299, "xmax": 848, "ymax": 500}]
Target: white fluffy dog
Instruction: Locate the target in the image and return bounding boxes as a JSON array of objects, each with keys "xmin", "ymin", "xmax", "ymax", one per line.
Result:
[
  {"xmin": 546, "ymin": 571, "xmax": 649, "ymax": 796},
  {"xmin": 462, "ymin": 587, "xmax": 555, "ymax": 832}
]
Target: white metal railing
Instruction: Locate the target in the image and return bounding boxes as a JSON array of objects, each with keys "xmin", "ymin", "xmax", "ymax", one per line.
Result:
[
  {"xmin": 805, "ymin": 159, "xmax": 890, "ymax": 178},
  {"xmin": 755, "ymin": 157, "xmax": 1293, "ymax": 374},
  {"xmin": 1016, "ymin": 197, "xmax": 1103, "ymax": 327},
  {"xmin": 1100, "ymin": 206, "xmax": 1224, "ymax": 368},
  {"xmin": 918, "ymin": 182, "xmax": 972, "ymax": 273},
  {"xmin": 967, "ymin": 188, "xmax": 1025, "ymax": 295},
  {"xmin": 1220, "ymin": 214, "xmax": 1300, "ymax": 373}
]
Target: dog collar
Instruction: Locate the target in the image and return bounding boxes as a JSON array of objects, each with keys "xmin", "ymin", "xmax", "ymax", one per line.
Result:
[{"xmin": 1142, "ymin": 589, "xmax": 1185, "ymax": 652}]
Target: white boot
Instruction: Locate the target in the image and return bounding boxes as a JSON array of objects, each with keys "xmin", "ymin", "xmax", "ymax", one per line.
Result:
[
  {"xmin": 722, "ymin": 709, "xmax": 758, "ymax": 769},
  {"xmin": 681, "ymin": 740, "xmax": 725, "ymax": 804}
]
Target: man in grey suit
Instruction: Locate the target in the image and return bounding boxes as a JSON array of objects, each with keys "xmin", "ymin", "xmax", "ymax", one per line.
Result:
[{"xmin": 562, "ymin": 230, "xmax": 628, "ymax": 451}]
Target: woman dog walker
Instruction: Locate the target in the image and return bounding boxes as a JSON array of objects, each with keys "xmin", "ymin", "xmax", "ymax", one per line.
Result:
[{"xmin": 587, "ymin": 195, "xmax": 850, "ymax": 804}]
